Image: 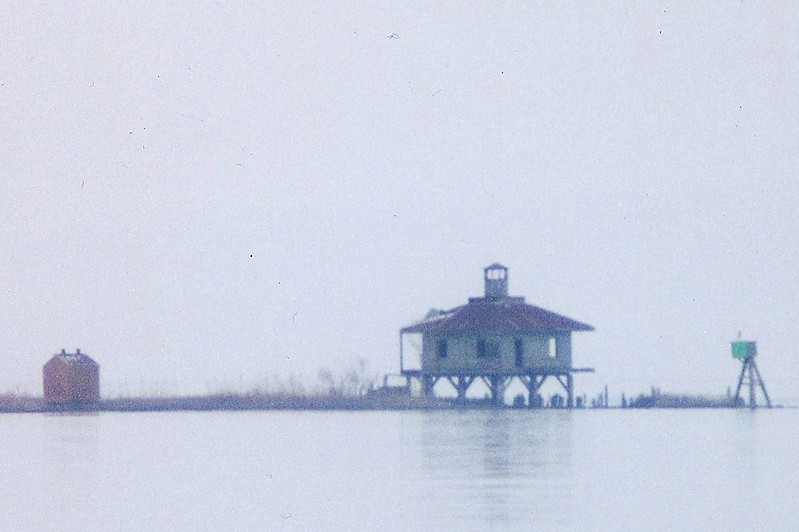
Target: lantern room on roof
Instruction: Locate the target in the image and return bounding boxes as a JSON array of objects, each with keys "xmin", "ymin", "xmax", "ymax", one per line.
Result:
[{"xmin": 399, "ymin": 264, "xmax": 594, "ymax": 406}]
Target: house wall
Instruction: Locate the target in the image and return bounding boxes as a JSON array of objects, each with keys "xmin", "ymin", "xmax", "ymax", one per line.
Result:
[{"xmin": 420, "ymin": 331, "xmax": 572, "ymax": 375}]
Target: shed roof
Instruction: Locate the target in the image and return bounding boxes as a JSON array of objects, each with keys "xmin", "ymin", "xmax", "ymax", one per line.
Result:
[
  {"xmin": 401, "ymin": 300, "xmax": 594, "ymax": 334},
  {"xmin": 47, "ymin": 350, "xmax": 99, "ymax": 367}
]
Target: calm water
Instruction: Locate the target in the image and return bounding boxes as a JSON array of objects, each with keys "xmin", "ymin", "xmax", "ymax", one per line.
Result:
[{"xmin": 1, "ymin": 409, "xmax": 796, "ymax": 531}]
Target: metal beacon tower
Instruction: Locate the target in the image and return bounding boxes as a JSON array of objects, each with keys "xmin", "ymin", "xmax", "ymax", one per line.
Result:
[{"xmin": 732, "ymin": 339, "xmax": 772, "ymax": 409}]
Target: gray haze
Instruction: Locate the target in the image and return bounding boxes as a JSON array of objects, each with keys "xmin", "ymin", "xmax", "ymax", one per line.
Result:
[{"xmin": 2, "ymin": 3, "xmax": 797, "ymax": 400}]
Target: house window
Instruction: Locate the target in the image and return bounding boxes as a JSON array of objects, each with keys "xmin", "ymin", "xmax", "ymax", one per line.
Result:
[
  {"xmin": 437, "ymin": 339, "xmax": 448, "ymax": 359},
  {"xmin": 477, "ymin": 339, "xmax": 499, "ymax": 358},
  {"xmin": 477, "ymin": 339, "xmax": 486, "ymax": 358},
  {"xmin": 486, "ymin": 341, "xmax": 499, "ymax": 358},
  {"xmin": 548, "ymin": 337, "xmax": 557, "ymax": 358},
  {"xmin": 515, "ymin": 339, "xmax": 524, "ymax": 367}
]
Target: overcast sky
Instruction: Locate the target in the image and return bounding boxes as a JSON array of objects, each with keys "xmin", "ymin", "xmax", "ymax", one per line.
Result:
[{"xmin": 2, "ymin": 3, "xmax": 797, "ymax": 402}]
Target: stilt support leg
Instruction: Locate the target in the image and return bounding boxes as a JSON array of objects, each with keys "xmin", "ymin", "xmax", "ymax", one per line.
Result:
[
  {"xmin": 567, "ymin": 374, "xmax": 574, "ymax": 408},
  {"xmin": 422, "ymin": 375, "xmax": 439, "ymax": 398},
  {"xmin": 555, "ymin": 375, "xmax": 574, "ymax": 409},
  {"xmin": 520, "ymin": 375, "xmax": 546, "ymax": 408},
  {"xmin": 446, "ymin": 376, "xmax": 475, "ymax": 400},
  {"xmin": 479, "ymin": 376, "xmax": 507, "ymax": 405}
]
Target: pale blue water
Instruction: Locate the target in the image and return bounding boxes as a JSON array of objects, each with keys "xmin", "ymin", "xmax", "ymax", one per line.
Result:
[{"xmin": 0, "ymin": 409, "xmax": 796, "ymax": 531}]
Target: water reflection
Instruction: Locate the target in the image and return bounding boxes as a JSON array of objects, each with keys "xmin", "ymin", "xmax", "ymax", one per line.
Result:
[
  {"xmin": 41, "ymin": 413, "xmax": 103, "ymax": 527},
  {"xmin": 416, "ymin": 410, "xmax": 574, "ymax": 529},
  {"xmin": 4, "ymin": 409, "xmax": 794, "ymax": 530},
  {"xmin": 732, "ymin": 410, "xmax": 759, "ymax": 490}
]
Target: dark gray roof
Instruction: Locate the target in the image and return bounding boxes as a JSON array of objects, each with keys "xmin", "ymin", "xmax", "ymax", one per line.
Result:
[{"xmin": 401, "ymin": 300, "xmax": 593, "ymax": 334}]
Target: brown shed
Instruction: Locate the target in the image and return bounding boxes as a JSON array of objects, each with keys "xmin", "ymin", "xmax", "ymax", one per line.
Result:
[{"xmin": 43, "ymin": 349, "xmax": 100, "ymax": 404}]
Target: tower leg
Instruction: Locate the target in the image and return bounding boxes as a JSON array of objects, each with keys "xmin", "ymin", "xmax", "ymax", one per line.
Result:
[
  {"xmin": 751, "ymin": 359, "xmax": 773, "ymax": 408},
  {"xmin": 734, "ymin": 357, "xmax": 773, "ymax": 409},
  {"xmin": 734, "ymin": 360, "xmax": 748, "ymax": 407}
]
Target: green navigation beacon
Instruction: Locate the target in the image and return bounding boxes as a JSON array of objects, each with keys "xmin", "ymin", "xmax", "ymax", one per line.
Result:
[
  {"xmin": 731, "ymin": 338, "xmax": 772, "ymax": 408},
  {"xmin": 732, "ymin": 341, "xmax": 756, "ymax": 360}
]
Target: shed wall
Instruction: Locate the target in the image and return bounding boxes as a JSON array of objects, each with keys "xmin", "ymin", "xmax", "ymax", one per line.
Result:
[{"xmin": 43, "ymin": 359, "xmax": 100, "ymax": 403}]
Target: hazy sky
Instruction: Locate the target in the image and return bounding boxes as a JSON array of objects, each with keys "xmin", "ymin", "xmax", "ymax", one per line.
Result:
[{"xmin": 2, "ymin": 3, "xmax": 797, "ymax": 401}]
